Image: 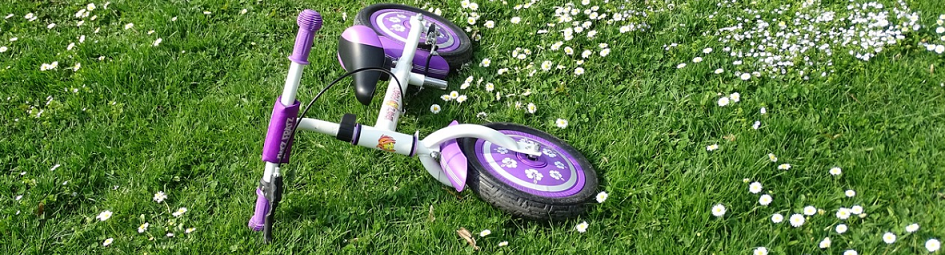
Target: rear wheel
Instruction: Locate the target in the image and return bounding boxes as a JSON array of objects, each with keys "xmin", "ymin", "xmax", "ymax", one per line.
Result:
[
  {"xmin": 354, "ymin": 3, "xmax": 473, "ymax": 71},
  {"xmin": 459, "ymin": 123, "xmax": 598, "ymax": 221}
]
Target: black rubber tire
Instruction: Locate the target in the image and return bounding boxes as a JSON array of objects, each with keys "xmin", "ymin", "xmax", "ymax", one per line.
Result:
[
  {"xmin": 458, "ymin": 123, "xmax": 599, "ymax": 221},
  {"xmin": 353, "ymin": 3, "xmax": 473, "ymax": 71}
]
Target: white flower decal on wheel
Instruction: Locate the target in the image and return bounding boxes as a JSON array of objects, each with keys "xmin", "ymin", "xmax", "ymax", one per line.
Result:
[
  {"xmin": 501, "ymin": 158, "xmax": 517, "ymax": 168},
  {"xmin": 391, "ymin": 24, "xmax": 406, "ymax": 32},
  {"xmin": 495, "ymin": 147, "xmax": 509, "ymax": 154},
  {"xmin": 388, "ymin": 17, "xmax": 402, "ymax": 23},
  {"xmin": 543, "ymin": 148, "xmax": 557, "ymax": 158},
  {"xmin": 396, "ymin": 14, "xmax": 407, "ymax": 19},
  {"xmin": 549, "ymin": 170, "xmax": 563, "ymax": 180},
  {"xmin": 525, "ymin": 169, "xmax": 543, "ymax": 183},
  {"xmin": 554, "ymin": 161, "xmax": 565, "ymax": 169}
]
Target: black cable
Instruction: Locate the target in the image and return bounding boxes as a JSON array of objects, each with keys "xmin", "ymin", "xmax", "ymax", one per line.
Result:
[{"xmin": 276, "ymin": 67, "xmax": 402, "ymax": 165}]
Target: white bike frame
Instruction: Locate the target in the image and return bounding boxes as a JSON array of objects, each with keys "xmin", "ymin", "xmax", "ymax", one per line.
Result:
[{"xmin": 278, "ymin": 14, "xmax": 540, "ymax": 187}]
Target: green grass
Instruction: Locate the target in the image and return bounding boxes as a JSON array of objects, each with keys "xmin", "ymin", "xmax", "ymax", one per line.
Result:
[{"xmin": 2, "ymin": 0, "xmax": 945, "ymax": 254}]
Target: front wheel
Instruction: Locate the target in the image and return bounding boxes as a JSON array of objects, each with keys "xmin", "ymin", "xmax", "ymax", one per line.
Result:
[{"xmin": 459, "ymin": 123, "xmax": 598, "ymax": 221}]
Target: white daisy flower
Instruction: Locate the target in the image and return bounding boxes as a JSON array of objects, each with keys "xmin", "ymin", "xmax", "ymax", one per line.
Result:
[
  {"xmin": 767, "ymin": 153, "xmax": 777, "ymax": 162},
  {"xmin": 714, "ymin": 68, "xmax": 724, "ymax": 74},
  {"xmin": 760, "ymin": 107, "xmax": 767, "ymax": 114},
  {"xmin": 771, "ymin": 213, "xmax": 783, "ymax": 223},
  {"xmin": 759, "ymin": 194, "xmax": 772, "ymax": 205},
  {"xmin": 484, "ymin": 20, "xmax": 495, "ymax": 28},
  {"xmin": 526, "ymin": 103, "xmax": 537, "ymax": 114},
  {"xmin": 124, "ymin": 23, "xmax": 134, "ymax": 30},
  {"xmin": 96, "ymin": 210, "xmax": 113, "ymax": 221},
  {"xmin": 843, "ymin": 250, "xmax": 857, "ymax": 255},
  {"xmin": 753, "ymin": 247, "xmax": 767, "ymax": 255},
  {"xmin": 456, "ymin": 95, "xmax": 468, "ymax": 103},
  {"xmin": 749, "ymin": 182, "xmax": 762, "ymax": 194},
  {"xmin": 0, "ymin": 46, "xmax": 7, "ymax": 52},
  {"xmin": 153, "ymin": 191, "xmax": 167, "ymax": 203},
  {"xmin": 498, "ymin": 241, "xmax": 508, "ymax": 246},
  {"xmin": 845, "ymin": 189, "xmax": 856, "ymax": 197},
  {"xmin": 703, "ymin": 48, "xmax": 713, "ymax": 54},
  {"xmin": 850, "ymin": 205, "xmax": 863, "ymax": 215},
  {"xmin": 728, "ymin": 92, "xmax": 740, "ymax": 102},
  {"xmin": 479, "ymin": 229, "xmax": 491, "ymax": 237},
  {"xmin": 906, "ymin": 223, "xmax": 919, "ymax": 233},
  {"xmin": 574, "ymin": 67, "xmax": 585, "ymax": 75},
  {"xmin": 510, "ymin": 17, "xmax": 521, "ymax": 24},
  {"xmin": 596, "ymin": 191, "xmax": 608, "ymax": 203},
  {"xmin": 717, "ymin": 97, "xmax": 730, "ymax": 106},
  {"xmin": 485, "ymin": 83, "xmax": 495, "ymax": 92},
  {"xmin": 883, "ymin": 232, "xmax": 896, "ymax": 244},
  {"xmin": 556, "ymin": 118, "xmax": 569, "ymax": 129},
  {"xmin": 138, "ymin": 222, "xmax": 149, "ymax": 233},
  {"xmin": 480, "ymin": 58, "xmax": 491, "ymax": 67},
  {"xmin": 172, "ymin": 207, "xmax": 187, "ymax": 217},
  {"xmin": 430, "ymin": 104, "xmax": 441, "ymax": 114},
  {"xmin": 752, "ymin": 121, "xmax": 761, "ymax": 130},
  {"xmin": 789, "ymin": 214, "xmax": 805, "ymax": 227},
  {"xmin": 836, "ymin": 224, "xmax": 848, "ymax": 234},
  {"xmin": 777, "ymin": 164, "xmax": 791, "ymax": 170},
  {"xmin": 677, "ymin": 63, "xmax": 687, "ymax": 69},
  {"xmin": 102, "ymin": 238, "xmax": 113, "ymax": 246},
  {"xmin": 203, "ymin": 11, "xmax": 211, "ymax": 15},
  {"xmin": 927, "ymin": 239, "xmax": 941, "ymax": 252},
  {"xmin": 740, "ymin": 73, "xmax": 751, "ymax": 80},
  {"xmin": 711, "ymin": 204, "xmax": 726, "ymax": 217},
  {"xmin": 575, "ymin": 221, "xmax": 589, "ymax": 232},
  {"xmin": 564, "ymin": 47, "xmax": 574, "ymax": 55},
  {"xmin": 819, "ymin": 237, "xmax": 831, "ymax": 248},
  {"xmin": 449, "ymin": 91, "xmax": 459, "ymax": 99},
  {"xmin": 240, "ymin": 9, "xmax": 248, "ymax": 15},
  {"xmin": 693, "ymin": 57, "xmax": 703, "ymax": 63},
  {"xmin": 185, "ymin": 227, "xmax": 196, "ymax": 234},
  {"xmin": 153, "ymin": 38, "xmax": 163, "ymax": 47},
  {"xmin": 599, "ymin": 48, "xmax": 610, "ymax": 57},
  {"xmin": 836, "ymin": 208, "xmax": 851, "ymax": 220},
  {"xmin": 829, "ymin": 167, "xmax": 842, "ymax": 176},
  {"xmin": 706, "ymin": 144, "xmax": 719, "ymax": 151}
]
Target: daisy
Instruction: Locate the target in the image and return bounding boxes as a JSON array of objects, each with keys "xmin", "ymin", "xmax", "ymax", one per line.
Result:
[
  {"xmin": 845, "ymin": 189, "xmax": 856, "ymax": 197},
  {"xmin": 771, "ymin": 213, "xmax": 783, "ymax": 223},
  {"xmin": 430, "ymin": 104, "xmax": 441, "ymax": 114},
  {"xmin": 599, "ymin": 48, "xmax": 610, "ymax": 57},
  {"xmin": 456, "ymin": 95, "xmax": 468, "ymax": 103},
  {"xmin": 556, "ymin": 119, "xmax": 569, "ymax": 129},
  {"xmin": 748, "ymin": 182, "xmax": 762, "ymax": 194},
  {"xmin": 581, "ymin": 50, "xmax": 592, "ymax": 58},
  {"xmin": 564, "ymin": 47, "xmax": 574, "ymax": 55},
  {"xmin": 717, "ymin": 97, "xmax": 730, "ymax": 106},
  {"xmin": 541, "ymin": 61, "xmax": 553, "ymax": 71},
  {"xmin": 728, "ymin": 92, "xmax": 740, "ymax": 102},
  {"xmin": 836, "ymin": 224, "xmax": 848, "ymax": 234},
  {"xmin": 498, "ymin": 241, "xmax": 508, "ymax": 247},
  {"xmin": 850, "ymin": 205, "xmax": 863, "ymax": 214},
  {"xmin": 138, "ymin": 222, "xmax": 149, "ymax": 233},
  {"xmin": 484, "ymin": 20, "xmax": 495, "ymax": 28},
  {"xmin": 154, "ymin": 191, "xmax": 167, "ymax": 203},
  {"xmin": 760, "ymin": 107, "xmax": 767, "ymax": 114},
  {"xmin": 479, "ymin": 229, "xmax": 491, "ymax": 237},
  {"xmin": 172, "ymin": 207, "xmax": 187, "ymax": 217},
  {"xmin": 240, "ymin": 9, "xmax": 248, "ymax": 15},
  {"xmin": 714, "ymin": 68, "xmax": 724, "ymax": 74},
  {"xmin": 677, "ymin": 63, "xmax": 687, "ymax": 69},
  {"xmin": 759, "ymin": 194, "xmax": 772, "ymax": 205},
  {"xmin": 836, "ymin": 208, "xmax": 851, "ymax": 220},
  {"xmin": 596, "ymin": 191, "xmax": 608, "ymax": 203},
  {"xmin": 574, "ymin": 67, "xmax": 585, "ymax": 75},
  {"xmin": 927, "ymin": 239, "xmax": 941, "ymax": 252},
  {"xmin": 102, "ymin": 238, "xmax": 113, "ymax": 246},
  {"xmin": 172, "ymin": 16, "xmax": 177, "ymax": 21},
  {"xmin": 480, "ymin": 58, "xmax": 491, "ymax": 67},
  {"xmin": 693, "ymin": 57, "xmax": 703, "ymax": 63},
  {"xmin": 906, "ymin": 223, "xmax": 919, "ymax": 233},
  {"xmin": 185, "ymin": 227, "xmax": 196, "ymax": 234},
  {"xmin": 819, "ymin": 237, "xmax": 831, "ymax": 248},
  {"xmin": 124, "ymin": 23, "xmax": 134, "ymax": 30},
  {"xmin": 575, "ymin": 221, "xmax": 589, "ymax": 232},
  {"xmin": 804, "ymin": 206, "xmax": 817, "ymax": 215},
  {"xmin": 526, "ymin": 103, "xmax": 537, "ymax": 114},
  {"xmin": 711, "ymin": 204, "xmax": 726, "ymax": 217},
  {"xmin": 203, "ymin": 11, "xmax": 211, "ymax": 15},
  {"xmin": 752, "ymin": 121, "xmax": 761, "ymax": 130},
  {"xmin": 440, "ymin": 94, "xmax": 451, "ymax": 101},
  {"xmin": 830, "ymin": 167, "xmax": 842, "ymax": 176},
  {"xmin": 883, "ymin": 232, "xmax": 896, "ymax": 244},
  {"xmin": 47, "ymin": 23, "xmax": 56, "ymax": 29},
  {"xmin": 706, "ymin": 144, "xmax": 719, "ymax": 151},
  {"xmin": 777, "ymin": 164, "xmax": 791, "ymax": 170},
  {"xmin": 167, "ymin": 233, "xmax": 174, "ymax": 237},
  {"xmin": 844, "ymin": 250, "xmax": 857, "ymax": 255},
  {"xmin": 767, "ymin": 153, "xmax": 777, "ymax": 162},
  {"xmin": 0, "ymin": 46, "xmax": 7, "ymax": 52},
  {"xmin": 87, "ymin": 3, "xmax": 96, "ymax": 10},
  {"xmin": 740, "ymin": 73, "xmax": 751, "ymax": 80},
  {"xmin": 511, "ymin": 17, "xmax": 521, "ymax": 24},
  {"xmin": 753, "ymin": 247, "xmax": 767, "ymax": 255},
  {"xmin": 153, "ymin": 38, "xmax": 162, "ymax": 47},
  {"xmin": 789, "ymin": 214, "xmax": 804, "ymax": 227},
  {"xmin": 449, "ymin": 91, "xmax": 459, "ymax": 99},
  {"xmin": 485, "ymin": 83, "xmax": 495, "ymax": 92},
  {"xmin": 703, "ymin": 48, "xmax": 713, "ymax": 54},
  {"xmin": 96, "ymin": 210, "xmax": 113, "ymax": 221}
]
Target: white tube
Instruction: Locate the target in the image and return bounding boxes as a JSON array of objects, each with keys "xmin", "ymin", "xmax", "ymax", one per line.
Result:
[
  {"xmin": 296, "ymin": 118, "xmax": 340, "ymax": 136},
  {"xmin": 375, "ymin": 14, "xmax": 425, "ymax": 131},
  {"xmin": 281, "ymin": 63, "xmax": 304, "ymax": 106},
  {"xmin": 416, "ymin": 146, "xmax": 453, "ymax": 186},
  {"xmin": 263, "ymin": 162, "xmax": 279, "ymax": 182},
  {"xmin": 420, "ymin": 124, "xmax": 541, "ymax": 156}
]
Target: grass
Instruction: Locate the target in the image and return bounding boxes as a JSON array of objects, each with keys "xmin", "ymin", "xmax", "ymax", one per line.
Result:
[{"xmin": 2, "ymin": 0, "xmax": 945, "ymax": 253}]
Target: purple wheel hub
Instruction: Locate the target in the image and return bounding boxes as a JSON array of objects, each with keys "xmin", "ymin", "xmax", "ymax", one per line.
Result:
[
  {"xmin": 472, "ymin": 131, "xmax": 587, "ymax": 198},
  {"xmin": 369, "ymin": 9, "xmax": 462, "ymax": 53}
]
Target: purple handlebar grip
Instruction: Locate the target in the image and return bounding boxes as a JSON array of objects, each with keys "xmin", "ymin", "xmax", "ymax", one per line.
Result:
[
  {"xmin": 262, "ymin": 96, "xmax": 300, "ymax": 163},
  {"xmin": 248, "ymin": 188, "xmax": 269, "ymax": 231},
  {"xmin": 288, "ymin": 9, "xmax": 323, "ymax": 65}
]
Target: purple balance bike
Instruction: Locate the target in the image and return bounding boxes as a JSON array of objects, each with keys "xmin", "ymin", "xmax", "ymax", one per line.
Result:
[{"xmin": 249, "ymin": 5, "xmax": 599, "ymax": 242}]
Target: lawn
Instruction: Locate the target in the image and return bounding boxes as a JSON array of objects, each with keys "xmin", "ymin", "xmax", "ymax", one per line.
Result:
[{"xmin": 2, "ymin": 0, "xmax": 945, "ymax": 254}]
